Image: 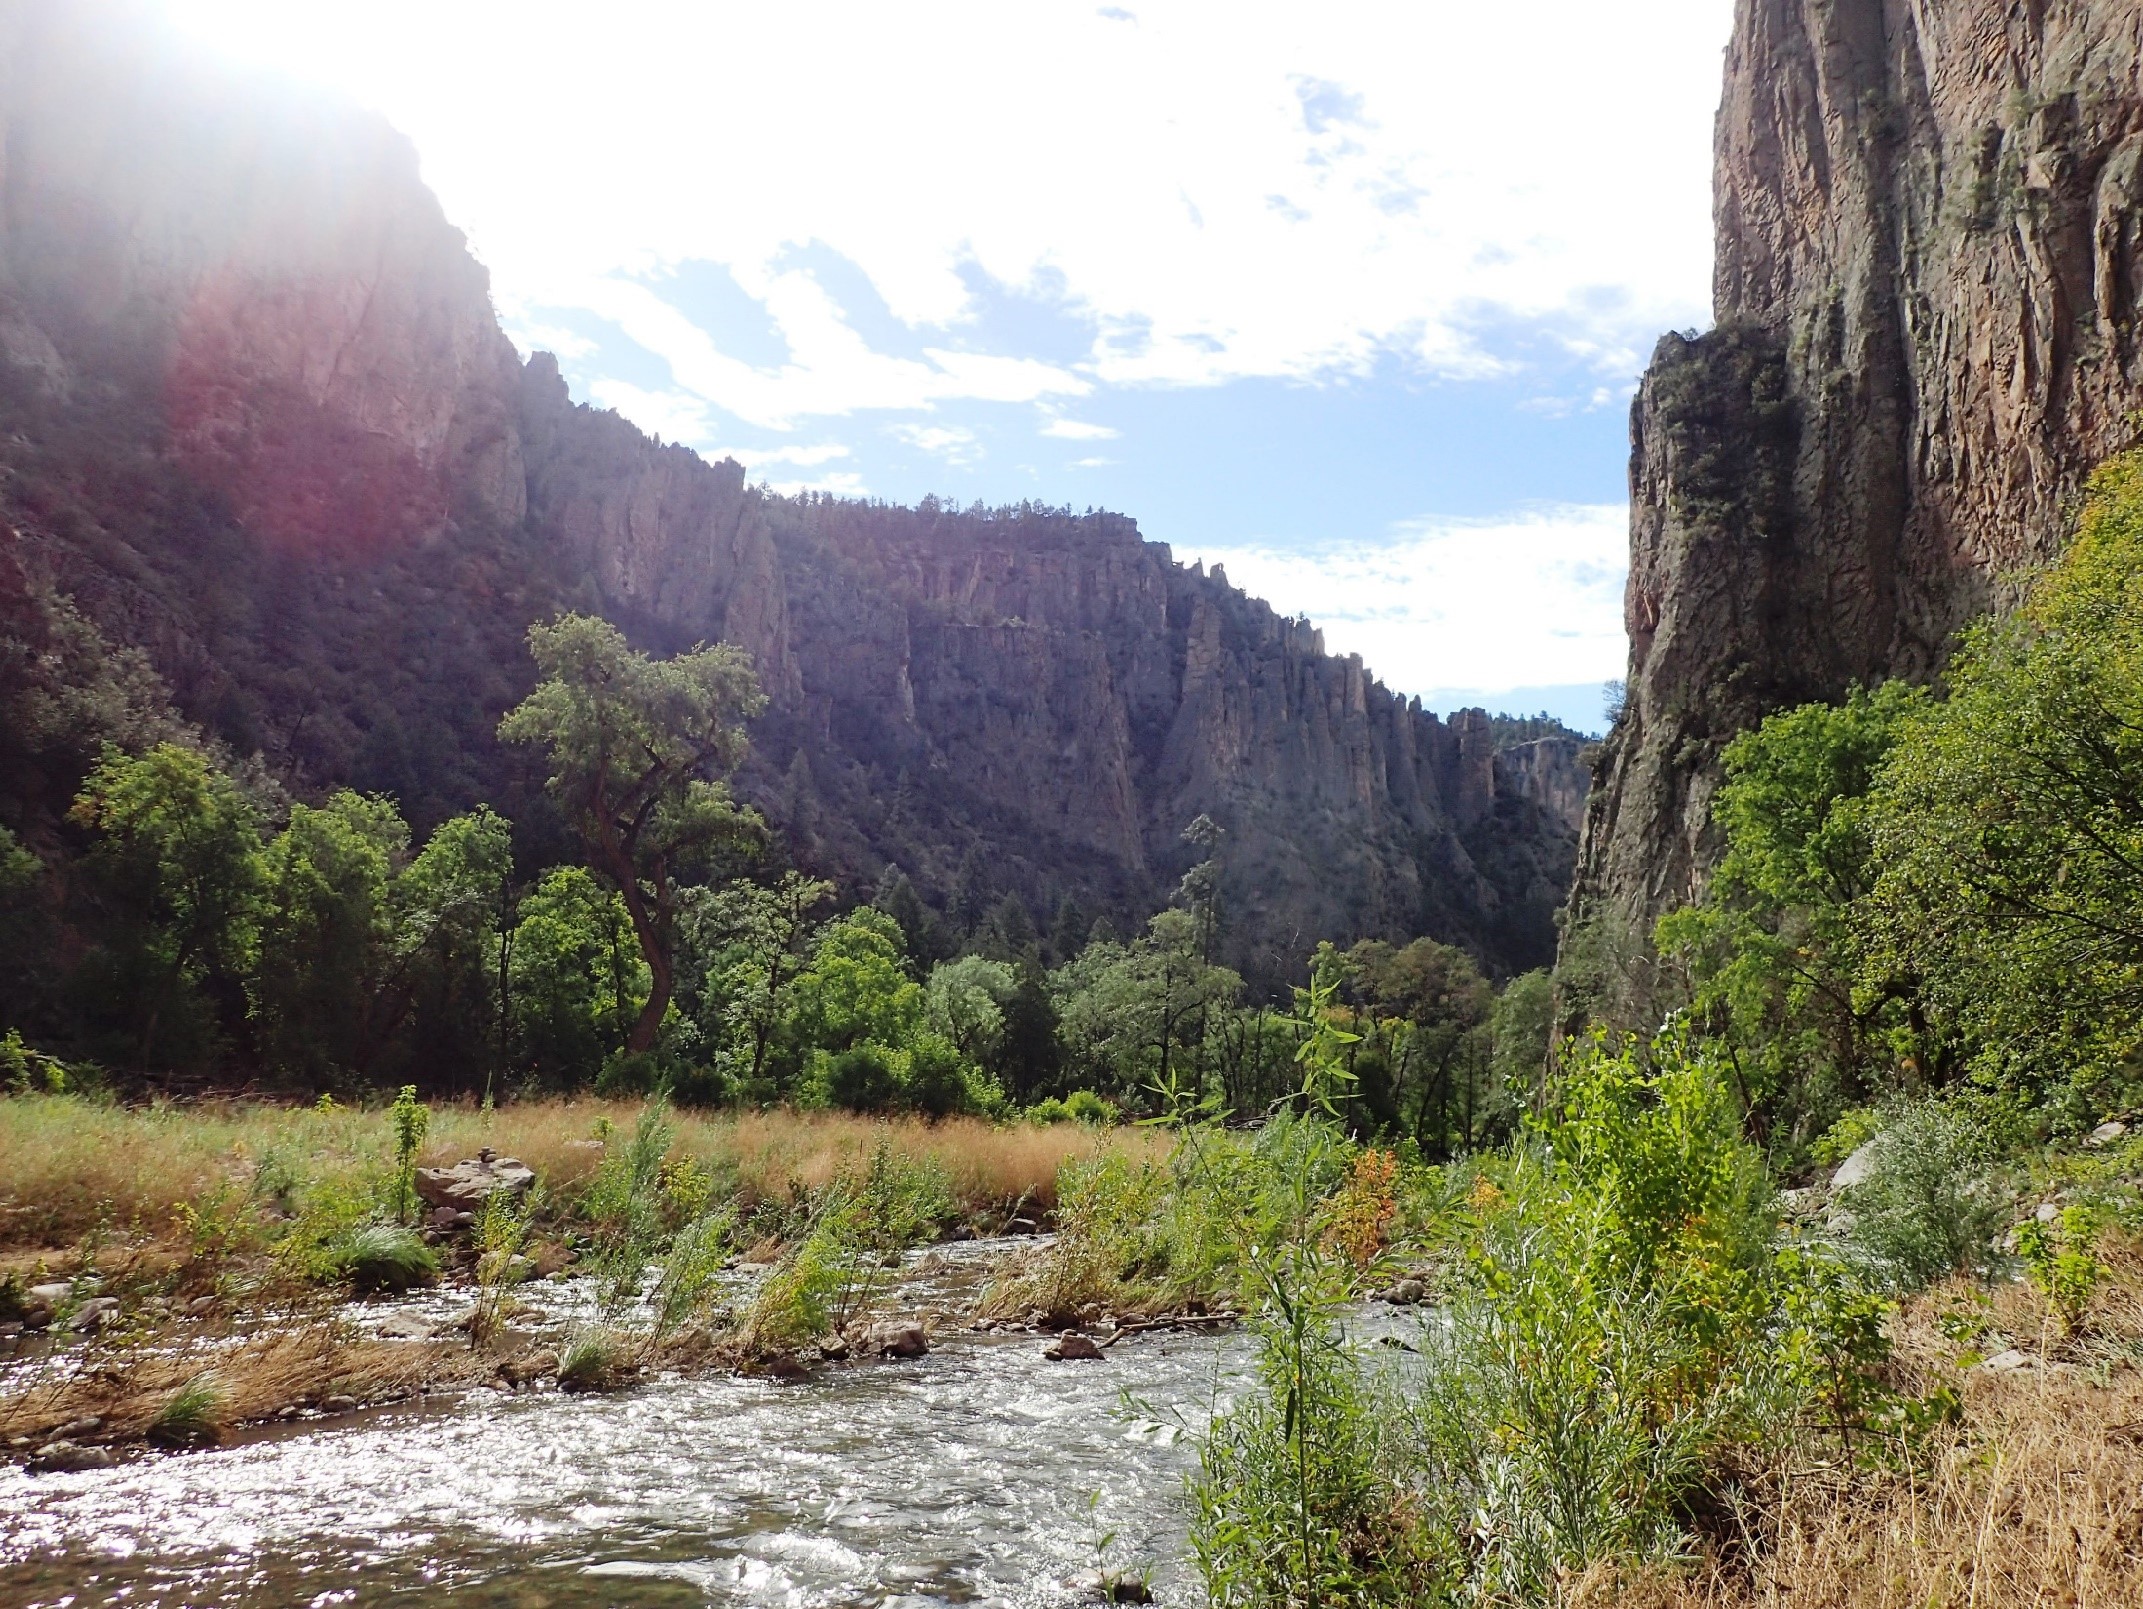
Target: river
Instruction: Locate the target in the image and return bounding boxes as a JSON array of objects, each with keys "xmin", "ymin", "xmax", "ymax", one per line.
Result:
[{"xmin": 0, "ymin": 1240, "xmax": 1257, "ymax": 1608}]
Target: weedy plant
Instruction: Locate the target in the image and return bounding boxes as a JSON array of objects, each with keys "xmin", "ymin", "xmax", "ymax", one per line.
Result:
[
  {"xmin": 468, "ymin": 1188, "xmax": 536, "ymax": 1348},
  {"xmin": 388, "ymin": 1085, "xmax": 429, "ymax": 1224},
  {"xmin": 582, "ymin": 1096, "xmax": 676, "ymax": 1320},
  {"xmin": 2017, "ymin": 1204, "xmax": 2103, "ymax": 1338},
  {"xmin": 558, "ymin": 1325, "xmax": 631, "ymax": 1392},
  {"xmin": 1190, "ymin": 1025, "xmax": 1915, "ymax": 1608},
  {"xmin": 653, "ymin": 1208, "xmax": 735, "ymax": 1337}
]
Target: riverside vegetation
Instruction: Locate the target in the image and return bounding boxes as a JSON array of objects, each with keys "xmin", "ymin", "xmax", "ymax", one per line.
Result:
[{"xmin": 9, "ymin": 464, "xmax": 2143, "ymax": 1605}]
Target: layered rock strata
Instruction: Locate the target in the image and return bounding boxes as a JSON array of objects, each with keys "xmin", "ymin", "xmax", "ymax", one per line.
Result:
[{"xmin": 1571, "ymin": 0, "xmax": 2143, "ymax": 985}]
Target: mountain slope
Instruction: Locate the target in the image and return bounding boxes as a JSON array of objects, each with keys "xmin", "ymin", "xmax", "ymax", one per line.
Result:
[{"xmin": 0, "ymin": 0, "xmax": 1582, "ymax": 980}]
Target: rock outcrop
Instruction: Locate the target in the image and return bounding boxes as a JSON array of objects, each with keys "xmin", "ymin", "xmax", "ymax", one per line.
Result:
[
  {"xmin": 1570, "ymin": 0, "xmax": 2143, "ymax": 995},
  {"xmin": 0, "ymin": 0, "xmax": 1583, "ymax": 979}
]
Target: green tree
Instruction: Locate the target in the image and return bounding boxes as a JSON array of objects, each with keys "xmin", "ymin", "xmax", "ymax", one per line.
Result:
[
  {"xmin": 498, "ymin": 614, "xmax": 764, "ymax": 1054},
  {"xmin": 785, "ymin": 907, "xmax": 925, "ymax": 1064},
  {"xmin": 1864, "ymin": 451, "xmax": 2143, "ymax": 1120},
  {"xmin": 694, "ymin": 872, "xmax": 833, "ymax": 1096},
  {"xmin": 925, "ymin": 954, "xmax": 1017, "ymax": 1063},
  {"xmin": 508, "ymin": 866, "xmax": 648, "ymax": 1087},
  {"xmin": 251, "ymin": 791, "xmax": 406, "ymax": 1082},
  {"xmin": 869, "ymin": 864, "xmax": 947, "ymax": 970},
  {"xmin": 1054, "ymin": 907, "xmax": 1242, "ymax": 1105},
  {"xmin": 388, "ymin": 806, "xmax": 514, "ymax": 1092},
  {"xmin": 1488, "ymin": 968, "xmax": 1554, "ymax": 1116},
  {"xmin": 69, "ymin": 743, "xmax": 264, "ymax": 1069},
  {"xmin": 1343, "ymin": 937, "xmax": 1495, "ymax": 1155},
  {"xmin": 1654, "ymin": 680, "xmax": 1927, "ymax": 1151}
]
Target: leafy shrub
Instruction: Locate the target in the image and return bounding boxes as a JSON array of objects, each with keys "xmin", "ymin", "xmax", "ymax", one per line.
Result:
[
  {"xmin": 1, "ymin": 1028, "xmax": 67, "ymax": 1094},
  {"xmin": 1837, "ymin": 1101, "xmax": 2005, "ymax": 1290},
  {"xmin": 1062, "ymin": 1088, "xmax": 1117, "ymax": 1125},
  {"xmin": 899, "ymin": 1033, "xmax": 968, "ymax": 1118},
  {"xmin": 271, "ymin": 1172, "xmax": 377, "ymax": 1283},
  {"xmin": 822, "ymin": 1043, "xmax": 901, "ymax": 1112}
]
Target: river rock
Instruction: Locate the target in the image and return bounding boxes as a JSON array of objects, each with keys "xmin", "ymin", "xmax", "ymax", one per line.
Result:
[
  {"xmin": 2086, "ymin": 1120, "xmax": 2130, "ymax": 1148},
  {"xmin": 500, "ymin": 1348, "xmax": 559, "ymax": 1387},
  {"xmin": 1381, "ymin": 1278, "xmax": 1427, "ymax": 1306},
  {"xmin": 66, "ymin": 1297, "xmax": 120, "ymax": 1332},
  {"xmin": 376, "ymin": 1311, "xmax": 439, "ymax": 1341},
  {"xmin": 30, "ymin": 1439, "xmax": 113, "ymax": 1472},
  {"xmin": 1073, "ymin": 1569, "xmax": 1154, "ymax": 1603},
  {"xmin": 1829, "ymin": 1140, "xmax": 1881, "ymax": 1194},
  {"xmin": 18, "ymin": 1281, "xmax": 70, "ymax": 1328},
  {"xmin": 1979, "ymin": 1348, "xmax": 2035, "ymax": 1373},
  {"xmin": 1044, "ymin": 1333, "xmax": 1106, "ymax": 1362},
  {"xmin": 415, "ymin": 1148, "xmax": 536, "ymax": 1214},
  {"xmin": 52, "ymin": 1416, "xmax": 102, "ymax": 1440},
  {"xmin": 866, "ymin": 1322, "xmax": 929, "ymax": 1359},
  {"xmin": 321, "ymin": 1394, "xmax": 359, "ymax": 1413}
]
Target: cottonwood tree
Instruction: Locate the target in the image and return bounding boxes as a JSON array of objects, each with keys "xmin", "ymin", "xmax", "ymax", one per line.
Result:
[
  {"xmin": 499, "ymin": 614, "xmax": 764, "ymax": 1055},
  {"xmin": 69, "ymin": 742, "xmax": 263, "ymax": 1069}
]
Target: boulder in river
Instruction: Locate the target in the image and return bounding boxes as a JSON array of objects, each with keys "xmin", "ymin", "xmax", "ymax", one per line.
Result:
[
  {"xmin": 30, "ymin": 1440, "xmax": 113, "ymax": 1472},
  {"xmin": 415, "ymin": 1148, "xmax": 535, "ymax": 1214},
  {"xmin": 1044, "ymin": 1333, "xmax": 1106, "ymax": 1361},
  {"xmin": 1380, "ymin": 1278, "xmax": 1427, "ymax": 1306},
  {"xmin": 865, "ymin": 1322, "xmax": 929, "ymax": 1359}
]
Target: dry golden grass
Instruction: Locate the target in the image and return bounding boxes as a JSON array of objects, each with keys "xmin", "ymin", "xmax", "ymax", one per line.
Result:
[
  {"xmin": 1597, "ymin": 1235, "xmax": 2143, "ymax": 1609},
  {"xmin": 0, "ymin": 1323, "xmax": 494, "ymax": 1447},
  {"xmin": 0, "ymin": 1093, "xmax": 1166, "ymax": 1248}
]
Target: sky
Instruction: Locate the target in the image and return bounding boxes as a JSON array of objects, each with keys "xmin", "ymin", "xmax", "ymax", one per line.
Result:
[{"xmin": 163, "ymin": 0, "xmax": 1735, "ymax": 735}]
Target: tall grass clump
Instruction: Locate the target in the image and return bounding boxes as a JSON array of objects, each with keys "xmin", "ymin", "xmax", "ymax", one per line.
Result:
[
  {"xmin": 334, "ymin": 1223, "xmax": 439, "ymax": 1294},
  {"xmin": 147, "ymin": 1370, "xmax": 228, "ymax": 1446}
]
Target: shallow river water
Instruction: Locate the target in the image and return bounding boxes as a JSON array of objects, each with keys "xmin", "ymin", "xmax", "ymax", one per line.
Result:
[{"xmin": 0, "ymin": 1242, "xmax": 1263, "ymax": 1609}]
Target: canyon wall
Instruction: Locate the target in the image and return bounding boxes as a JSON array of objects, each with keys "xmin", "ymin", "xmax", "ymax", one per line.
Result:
[
  {"xmin": 0, "ymin": 0, "xmax": 1580, "ymax": 979},
  {"xmin": 1569, "ymin": 0, "xmax": 2143, "ymax": 986}
]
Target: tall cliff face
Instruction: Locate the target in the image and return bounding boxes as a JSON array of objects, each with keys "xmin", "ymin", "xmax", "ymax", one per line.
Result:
[
  {"xmin": 0, "ymin": 0, "xmax": 1581, "ymax": 979},
  {"xmin": 1571, "ymin": 0, "xmax": 2143, "ymax": 975}
]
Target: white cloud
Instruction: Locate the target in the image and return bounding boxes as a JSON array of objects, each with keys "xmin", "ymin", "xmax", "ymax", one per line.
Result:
[
  {"xmin": 1041, "ymin": 418, "xmax": 1120, "ymax": 441},
  {"xmin": 714, "ymin": 442, "xmax": 852, "ymax": 470},
  {"xmin": 760, "ymin": 469, "xmax": 871, "ymax": 498},
  {"xmin": 888, "ymin": 423, "xmax": 986, "ymax": 468},
  {"xmin": 586, "ymin": 379, "xmax": 713, "ymax": 446},
  {"xmin": 1071, "ymin": 456, "xmax": 1115, "ymax": 469},
  {"xmin": 164, "ymin": 0, "xmax": 1730, "ymax": 422},
  {"xmin": 1181, "ymin": 504, "xmax": 1628, "ymax": 697}
]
